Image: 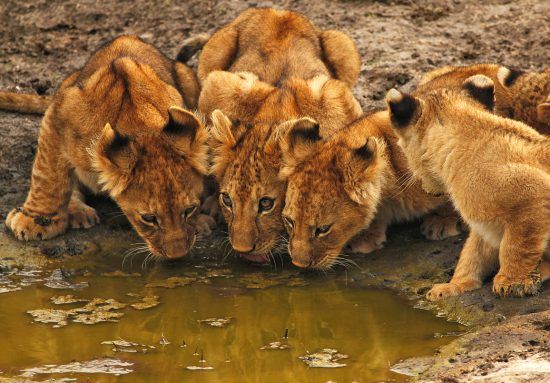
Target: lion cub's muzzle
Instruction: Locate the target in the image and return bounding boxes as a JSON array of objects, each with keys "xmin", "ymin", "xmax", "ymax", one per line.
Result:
[{"xmin": 147, "ymin": 225, "xmax": 196, "ymax": 259}]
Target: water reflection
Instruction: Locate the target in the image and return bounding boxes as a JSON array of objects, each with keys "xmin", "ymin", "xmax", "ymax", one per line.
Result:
[{"xmin": 0, "ymin": 261, "xmax": 462, "ymax": 382}]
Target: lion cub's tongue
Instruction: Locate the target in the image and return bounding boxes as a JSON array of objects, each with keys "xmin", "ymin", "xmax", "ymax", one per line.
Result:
[{"xmin": 239, "ymin": 253, "xmax": 269, "ymax": 263}]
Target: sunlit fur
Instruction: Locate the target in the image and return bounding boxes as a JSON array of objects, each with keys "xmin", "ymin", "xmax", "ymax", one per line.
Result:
[
  {"xmin": 3, "ymin": 36, "xmax": 208, "ymax": 260},
  {"xmin": 197, "ymin": 8, "xmax": 362, "ymax": 260},
  {"xmin": 388, "ymin": 75, "xmax": 550, "ymax": 299},
  {"xmin": 279, "ymin": 111, "xmax": 454, "ymax": 270},
  {"xmin": 418, "ymin": 63, "xmax": 550, "ymax": 134}
]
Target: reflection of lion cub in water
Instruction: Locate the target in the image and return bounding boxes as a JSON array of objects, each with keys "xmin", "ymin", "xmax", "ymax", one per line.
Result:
[
  {"xmin": 1, "ymin": 36, "xmax": 210, "ymax": 259},
  {"xmin": 387, "ymin": 75, "xmax": 550, "ymax": 299}
]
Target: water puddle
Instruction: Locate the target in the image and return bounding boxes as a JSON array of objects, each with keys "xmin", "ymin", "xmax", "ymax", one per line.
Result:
[{"xmin": 0, "ymin": 238, "xmax": 464, "ymax": 382}]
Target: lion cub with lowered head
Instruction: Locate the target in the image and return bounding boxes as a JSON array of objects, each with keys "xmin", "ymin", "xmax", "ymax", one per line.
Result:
[
  {"xmin": 1, "ymin": 36, "xmax": 210, "ymax": 259},
  {"xmin": 387, "ymin": 75, "xmax": 550, "ymax": 299},
  {"xmin": 418, "ymin": 64, "xmax": 550, "ymax": 134},
  {"xmin": 278, "ymin": 110, "xmax": 457, "ymax": 269},
  {"xmin": 197, "ymin": 8, "xmax": 362, "ymax": 262}
]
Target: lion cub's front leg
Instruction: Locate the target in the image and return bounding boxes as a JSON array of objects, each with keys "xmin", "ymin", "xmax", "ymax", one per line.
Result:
[
  {"xmin": 5, "ymin": 115, "xmax": 73, "ymax": 240},
  {"xmin": 492, "ymin": 224, "xmax": 547, "ymax": 297},
  {"xmin": 427, "ymin": 230, "xmax": 498, "ymax": 301}
]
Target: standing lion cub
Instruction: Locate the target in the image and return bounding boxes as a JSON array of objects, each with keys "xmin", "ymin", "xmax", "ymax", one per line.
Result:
[
  {"xmin": 0, "ymin": 35, "xmax": 210, "ymax": 259},
  {"xmin": 387, "ymin": 75, "xmax": 550, "ymax": 299}
]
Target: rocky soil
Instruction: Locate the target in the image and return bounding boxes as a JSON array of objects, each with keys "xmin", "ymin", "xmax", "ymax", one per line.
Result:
[{"xmin": 0, "ymin": 0, "xmax": 548, "ymax": 382}]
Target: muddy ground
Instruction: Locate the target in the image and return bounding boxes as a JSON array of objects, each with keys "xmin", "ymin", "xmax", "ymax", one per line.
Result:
[{"xmin": 0, "ymin": 0, "xmax": 549, "ymax": 382}]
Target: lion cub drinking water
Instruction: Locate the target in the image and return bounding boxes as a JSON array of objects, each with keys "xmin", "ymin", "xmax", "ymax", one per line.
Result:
[
  {"xmin": 387, "ymin": 75, "xmax": 550, "ymax": 299},
  {"xmin": 0, "ymin": 36, "xmax": 210, "ymax": 259},
  {"xmin": 196, "ymin": 8, "xmax": 362, "ymax": 262}
]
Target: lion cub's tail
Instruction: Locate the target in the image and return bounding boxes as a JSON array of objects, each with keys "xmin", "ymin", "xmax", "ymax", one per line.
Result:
[
  {"xmin": 0, "ymin": 92, "xmax": 52, "ymax": 114},
  {"xmin": 176, "ymin": 33, "xmax": 210, "ymax": 63}
]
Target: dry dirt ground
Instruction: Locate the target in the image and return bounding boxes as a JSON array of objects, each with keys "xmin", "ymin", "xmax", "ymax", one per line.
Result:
[{"xmin": 0, "ymin": 0, "xmax": 549, "ymax": 382}]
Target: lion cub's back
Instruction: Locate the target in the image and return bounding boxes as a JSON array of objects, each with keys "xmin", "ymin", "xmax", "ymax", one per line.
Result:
[
  {"xmin": 229, "ymin": 8, "xmax": 330, "ymax": 84},
  {"xmin": 75, "ymin": 35, "xmax": 176, "ymax": 87}
]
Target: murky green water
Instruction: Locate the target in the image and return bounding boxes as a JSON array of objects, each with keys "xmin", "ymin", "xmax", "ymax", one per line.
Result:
[{"xmin": 0, "ymin": 238, "xmax": 463, "ymax": 382}]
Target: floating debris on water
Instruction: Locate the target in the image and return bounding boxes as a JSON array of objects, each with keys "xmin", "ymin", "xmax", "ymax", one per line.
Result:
[
  {"xmin": 145, "ymin": 276, "xmax": 195, "ymax": 289},
  {"xmin": 260, "ymin": 341, "xmax": 291, "ymax": 350},
  {"xmin": 0, "ymin": 285, "xmax": 21, "ymax": 294},
  {"xmin": 44, "ymin": 269, "xmax": 89, "ymax": 290},
  {"xmin": 101, "ymin": 339, "xmax": 156, "ymax": 354},
  {"xmin": 130, "ymin": 295, "xmax": 160, "ymax": 310},
  {"xmin": 50, "ymin": 295, "xmax": 89, "ymax": 305},
  {"xmin": 27, "ymin": 298, "xmax": 127, "ymax": 327},
  {"xmin": 185, "ymin": 366, "xmax": 214, "ymax": 371},
  {"xmin": 20, "ymin": 358, "xmax": 133, "ymax": 377},
  {"xmin": 298, "ymin": 348, "xmax": 348, "ymax": 368},
  {"xmin": 159, "ymin": 334, "xmax": 171, "ymax": 345},
  {"xmin": 197, "ymin": 317, "xmax": 232, "ymax": 327},
  {"xmin": 26, "ymin": 309, "xmax": 70, "ymax": 328}
]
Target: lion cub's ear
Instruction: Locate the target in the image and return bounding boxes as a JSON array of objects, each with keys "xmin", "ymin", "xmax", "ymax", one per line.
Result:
[
  {"xmin": 164, "ymin": 106, "xmax": 208, "ymax": 174},
  {"xmin": 277, "ymin": 117, "xmax": 322, "ymax": 176},
  {"xmin": 342, "ymin": 137, "xmax": 386, "ymax": 205},
  {"xmin": 496, "ymin": 66, "xmax": 525, "ymax": 88},
  {"xmin": 210, "ymin": 109, "xmax": 237, "ymax": 147},
  {"xmin": 93, "ymin": 123, "xmax": 138, "ymax": 196},
  {"xmin": 386, "ymin": 89, "xmax": 420, "ymax": 128},
  {"xmin": 209, "ymin": 109, "xmax": 238, "ymax": 179},
  {"xmin": 463, "ymin": 75, "xmax": 495, "ymax": 111}
]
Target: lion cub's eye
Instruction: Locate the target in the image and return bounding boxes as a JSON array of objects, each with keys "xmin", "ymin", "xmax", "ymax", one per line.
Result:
[
  {"xmin": 282, "ymin": 216, "xmax": 295, "ymax": 232},
  {"xmin": 140, "ymin": 214, "xmax": 158, "ymax": 226},
  {"xmin": 182, "ymin": 205, "xmax": 198, "ymax": 220},
  {"xmin": 258, "ymin": 197, "xmax": 275, "ymax": 212},
  {"xmin": 314, "ymin": 224, "xmax": 332, "ymax": 238},
  {"xmin": 220, "ymin": 193, "xmax": 233, "ymax": 208}
]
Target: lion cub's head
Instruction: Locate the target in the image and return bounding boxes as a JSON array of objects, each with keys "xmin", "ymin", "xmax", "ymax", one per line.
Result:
[
  {"xmin": 85, "ymin": 58, "xmax": 208, "ymax": 259},
  {"xmin": 208, "ymin": 110, "xmax": 286, "ymax": 262},
  {"xmin": 278, "ymin": 117, "xmax": 388, "ymax": 269},
  {"xmin": 386, "ymin": 74, "xmax": 495, "ymax": 195}
]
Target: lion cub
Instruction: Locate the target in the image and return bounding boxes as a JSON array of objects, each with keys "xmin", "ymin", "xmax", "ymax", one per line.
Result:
[
  {"xmin": 278, "ymin": 110, "xmax": 456, "ymax": 269},
  {"xmin": 387, "ymin": 75, "xmax": 550, "ymax": 299},
  {"xmin": 1, "ymin": 36, "xmax": 209, "ymax": 259},
  {"xmin": 196, "ymin": 8, "xmax": 362, "ymax": 262},
  {"xmin": 419, "ymin": 63, "xmax": 549, "ymax": 134}
]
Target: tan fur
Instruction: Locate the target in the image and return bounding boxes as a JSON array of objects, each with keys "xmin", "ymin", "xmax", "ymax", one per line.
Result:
[
  {"xmin": 387, "ymin": 76, "xmax": 550, "ymax": 299},
  {"xmin": 419, "ymin": 63, "xmax": 550, "ymax": 134},
  {"xmin": 278, "ymin": 111, "xmax": 454, "ymax": 269},
  {"xmin": 197, "ymin": 9, "xmax": 362, "ymax": 260},
  {"xmin": 4, "ymin": 35, "xmax": 209, "ymax": 259},
  {"xmin": 0, "ymin": 93, "xmax": 52, "ymax": 114},
  {"xmin": 197, "ymin": 8, "xmax": 360, "ymax": 87}
]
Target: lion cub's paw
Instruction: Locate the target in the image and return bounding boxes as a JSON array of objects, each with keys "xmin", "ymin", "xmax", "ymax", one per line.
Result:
[
  {"xmin": 492, "ymin": 273, "xmax": 541, "ymax": 298},
  {"xmin": 346, "ymin": 231, "xmax": 386, "ymax": 254},
  {"xmin": 426, "ymin": 283, "xmax": 462, "ymax": 301},
  {"xmin": 5, "ymin": 208, "xmax": 69, "ymax": 241},
  {"xmin": 195, "ymin": 213, "xmax": 216, "ymax": 238},
  {"xmin": 421, "ymin": 214, "xmax": 463, "ymax": 240},
  {"xmin": 68, "ymin": 202, "xmax": 100, "ymax": 229}
]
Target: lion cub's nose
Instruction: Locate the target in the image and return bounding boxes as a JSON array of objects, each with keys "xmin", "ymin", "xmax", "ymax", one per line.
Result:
[
  {"xmin": 232, "ymin": 242, "xmax": 256, "ymax": 254},
  {"xmin": 291, "ymin": 257, "xmax": 312, "ymax": 268}
]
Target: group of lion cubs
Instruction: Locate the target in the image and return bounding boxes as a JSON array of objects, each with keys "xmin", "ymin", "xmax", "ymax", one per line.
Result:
[{"xmin": 1, "ymin": 8, "xmax": 548, "ymax": 301}]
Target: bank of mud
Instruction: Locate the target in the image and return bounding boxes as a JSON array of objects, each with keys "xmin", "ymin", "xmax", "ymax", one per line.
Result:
[{"xmin": 0, "ymin": 0, "xmax": 549, "ymax": 381}]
